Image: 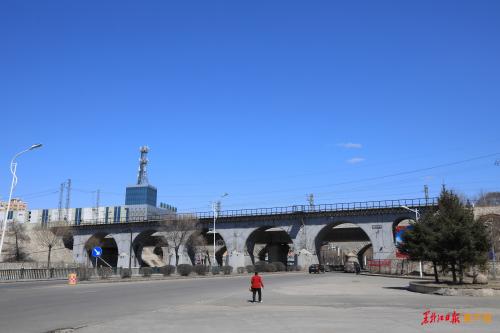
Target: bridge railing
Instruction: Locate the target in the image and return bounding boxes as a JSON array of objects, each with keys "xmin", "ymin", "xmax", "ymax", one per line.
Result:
[
  {"xmin": 198, "ymin": 197, "xmax": 438, "ymax": 219},
  {"xmin": 53, "ymin": 197, "xmax": 437, "ymax": 226}
]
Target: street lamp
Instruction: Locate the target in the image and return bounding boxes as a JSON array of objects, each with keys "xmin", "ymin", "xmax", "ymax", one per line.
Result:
[
  {"xmin": 400, "ymin": 205, "xmax": 423, "ymax": 278},
  {"xmin": 212, "ymin": 193, "xmax": 228, "ymax": 267},
  {"xmin": 0, "ymin": 144, "xmax": 43, "ymax": 260}
]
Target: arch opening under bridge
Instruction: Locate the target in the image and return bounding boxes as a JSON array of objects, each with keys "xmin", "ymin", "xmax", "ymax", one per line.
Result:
[
  {"xmin": 85, "ymin": 232, "xmax": 119, "ymax": 267},
  {"xmin": 246, "ymin": 226, "xmax": 293, "ymax": 266},
  {"xmin": 315, "ymin": 222, "xmax": 373, "ymax": 269}
]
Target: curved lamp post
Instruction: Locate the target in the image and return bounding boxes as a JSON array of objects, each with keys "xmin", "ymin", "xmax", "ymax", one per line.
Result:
[
  {"xmin": 401, "ymin": 205, "xmax": 422, "ymax": 278},
  {"xmin": 0, "ymin": 144, "xmax": 42, "ymax": 261}
]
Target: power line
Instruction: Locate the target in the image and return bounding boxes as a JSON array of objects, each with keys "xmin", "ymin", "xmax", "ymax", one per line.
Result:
[{"xmin": 227, "ymin": 152, "xmax": 500, "ymax": 197}]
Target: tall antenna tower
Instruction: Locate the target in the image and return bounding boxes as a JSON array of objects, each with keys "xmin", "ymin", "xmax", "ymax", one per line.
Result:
[
  {"xmin": 137, "ymin": 146, "xmax": 149, "ymax": 185},
  {"xmin": 65, "ymin": 178, "xmax": 71, "ymax": 220},
  {"xmin": 424, "ymin": 185, "xmax": 429, "ymax": 201}
]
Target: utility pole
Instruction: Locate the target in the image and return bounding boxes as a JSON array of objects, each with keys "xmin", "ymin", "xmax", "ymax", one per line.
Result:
[
  {"xmin": 307, "ymin": 194, "xmax": 314, "ymax": 208},
  {"xmin": 65, "ymin": 179, "xmax": 71, "ymax": 221},
  {"xmin": 129, "ymin": 229, "xmax": 133, "ymax": 270},
  {"xmin": 94, "ymin": 189, "xmax": 100, "ymax": 221},
  {"xmin": 58, "ymin": 182, "xmax": 65, "ymax": 222}
]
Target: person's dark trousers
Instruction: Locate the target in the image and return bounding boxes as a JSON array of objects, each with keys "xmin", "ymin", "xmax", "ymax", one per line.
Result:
[{"xmin": 252, "ymin": 288, "xmax": 262, "ymax": 302}]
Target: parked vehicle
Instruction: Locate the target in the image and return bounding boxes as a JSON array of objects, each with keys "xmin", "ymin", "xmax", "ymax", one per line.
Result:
[
  {"xmin": 331, "ymin": 265, "xmax": 345, "ymax": 271},
  {"xmin": 308, "ymin": 264, "xmax": 325, "ymax": 274}
]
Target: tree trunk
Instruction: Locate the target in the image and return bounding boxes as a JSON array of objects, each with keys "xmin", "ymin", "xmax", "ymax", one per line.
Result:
[
  {"xmin": 47, "ymin": 245, "xmax": 52, "ymax": 270},
  {"xmin": 432, "ymin": 260, "xmax": 440, "ymax": 283},
  {"xmin": 451, "ymin": 261, "xmax": 457, "ymax": 284},
  {"xmin": 15, "ymin": 233, "xmax": 19, "ymax": 261},
  {"xmin": 175, "ymin": 246, "xmax": 179, "ymax": 266},
  {"xmin": 206, "ymin": 250, "xmax": 211, "ymax": 266},
  {"xmin": 458, "ymin": 260, "xmax": 464, "ymax": 284}
]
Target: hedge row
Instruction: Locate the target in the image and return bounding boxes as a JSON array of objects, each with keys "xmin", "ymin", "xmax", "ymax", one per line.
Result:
[{"xmin": 117, "ymin": 263, "xmax": 301, "ymax": 279}]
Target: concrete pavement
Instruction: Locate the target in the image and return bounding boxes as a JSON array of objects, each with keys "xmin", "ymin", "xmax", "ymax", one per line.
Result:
[{"xmin": 0, "ymin": 272, "xmax": 499, "ymax": 332}]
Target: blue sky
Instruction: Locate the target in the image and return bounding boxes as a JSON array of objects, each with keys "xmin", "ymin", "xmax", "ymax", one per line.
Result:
[{"xmin": 1, "ymin": 0, "xmax": 499, "ymax": 212}]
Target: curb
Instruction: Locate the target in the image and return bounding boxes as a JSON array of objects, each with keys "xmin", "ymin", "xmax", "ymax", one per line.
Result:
[
  {"xmin": 408, "ymin": 281, "xmax": 500, "ymax": 297},
  {"xmin": 361, "ymin": 272, "xmax": 433, "ymax": 280}
]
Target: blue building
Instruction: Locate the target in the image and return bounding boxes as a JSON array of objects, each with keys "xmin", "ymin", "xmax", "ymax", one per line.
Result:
[{"xmin": 125, "ymin": 184, "xmax": 158, "ymax": 206}]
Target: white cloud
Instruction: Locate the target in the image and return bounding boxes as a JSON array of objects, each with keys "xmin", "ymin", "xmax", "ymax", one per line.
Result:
[
  {"xmin": 347, "ymin": 157, "xmax": 365, "ymax": 164},
  {"xmin": 337, "ymin": 142, "xmax": 362, "ymax": 149}
]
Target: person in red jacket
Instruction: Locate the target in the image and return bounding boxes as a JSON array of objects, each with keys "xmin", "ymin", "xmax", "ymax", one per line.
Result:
[{"xmin": 250, "ymin": 272, "xmax": 264, "ymax": 303}]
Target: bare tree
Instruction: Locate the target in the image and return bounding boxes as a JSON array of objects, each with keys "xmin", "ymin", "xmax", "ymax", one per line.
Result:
[
  {"xmin": 476, "ymin": 191, "xmax": 500, "ymax": 207},
  {"xmin": 186, "ymin": 232, "xmax": 211, "ymax": 266},
  {"xmin": 161, "ymin": 215, "xmax": 198, "ymax": 266},
  {"xmin": 5, "ymin": 222, "xmax": 30, "ymax": 262},
  {"xmin": 33, "ymin": 225, "xmax": 71, "ymax": 270},
  {"xmin": 478, "ymin": 214, "xmax": 500, "ymax": 259}
]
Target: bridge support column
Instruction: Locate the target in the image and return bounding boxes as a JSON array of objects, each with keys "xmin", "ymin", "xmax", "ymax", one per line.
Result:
[
  {"xmin": 292, "ymin": 224, "xmax": 322, "ymax": 268},
  {"xmin": 113, "ymin": 232, "xmax": 139, "ymax": 268},
  {"xmin": 218, "ymin": 228, "xmax": 253, "ymax": 269},
  {"xmin": 358, "ymin": 223, "xmax": 395, "ymax": 260},
  {"xmin": 73, "ymin": 234, "xmax": 92, "ymax": 266}
]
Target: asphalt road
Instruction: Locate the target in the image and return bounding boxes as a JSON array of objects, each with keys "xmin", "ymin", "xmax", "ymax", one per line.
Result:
[{"xmin": 1, "ymin": 273, "xmax": 499, "ymax": 333}]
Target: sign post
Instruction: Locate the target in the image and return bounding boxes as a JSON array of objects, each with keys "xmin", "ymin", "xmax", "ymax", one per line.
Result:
[{"xmin": 92, "ymin": 246, "xmax": 103, "ymax": 268}]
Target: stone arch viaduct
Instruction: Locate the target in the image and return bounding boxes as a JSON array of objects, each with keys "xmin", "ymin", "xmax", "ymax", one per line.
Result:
[{"xmin": 69, "ymin": 198, "xmax": 437, "ymax": 268}]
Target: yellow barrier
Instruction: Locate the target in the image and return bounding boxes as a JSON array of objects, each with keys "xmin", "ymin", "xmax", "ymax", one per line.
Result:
[{"xmin": 68, "ymin": 273, "xmax": 77, "ymax": 286}]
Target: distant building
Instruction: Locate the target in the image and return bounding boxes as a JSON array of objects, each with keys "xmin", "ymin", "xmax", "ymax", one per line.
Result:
[
  {"xmin": 0, "ymin": 199, "xmax": 28, "ymax": 224},
  {"xmin": 3, "ymin": 146, "xmax": 176, "ymax": 225},
  {"xmin": 125, "ymin": 184, "xmax": 158, "ymax": 206},
  {"xmin": 0, "ymin": 198, "xmax": 27, "ymax": 211}
]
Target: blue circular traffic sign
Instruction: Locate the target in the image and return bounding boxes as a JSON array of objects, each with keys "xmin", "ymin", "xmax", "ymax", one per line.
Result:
[{"xmin": 91, "ymin": 247, "xmax": 103, "ymax": 258}]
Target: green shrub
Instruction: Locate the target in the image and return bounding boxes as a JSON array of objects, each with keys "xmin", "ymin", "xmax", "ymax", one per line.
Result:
[
  {"xmin": 120, "ymin": 268, "xmax": 131, "ymax": 278},
  {"xmin": 160, "ymin": 265, "xmax": 176, "ymax": 276},
  {"xmin": 266, "ymin": 263, "xmax": 277, "ymax": 272},
  {"xmin": 140, "ymin": 267, "xmax": 153, "ymax": 277},
  {"xmin": 177, "ymin": 264, "xmax": 192, "ymax": 276},
  {"xmin": 222, "ymin": 265, "xmax": 233, "ymax": 275},
  {"xmin": 237, "ymin": 267, "xmax": 245, "ymax": 274},
  {"xmin": 211, "ymin": 266, "xmax": 220, "ymax": 275},
  {"xmin": 272, "ymin": 262, "xmax": 286, "ymax": 272},
  {"xmin": 246, "ymin": 265, "xmax": 255, "ymax": 273},
  {"xmin": 194, "ymin": 265, "xmax": 207, "ymax": 275},
  {"xmin": 254, "ymin": 261, "xmax": 267, "ymax": 273},
  {"xmin": 98, "ymin": 267, "xmax": 113, "ymax": 279}
]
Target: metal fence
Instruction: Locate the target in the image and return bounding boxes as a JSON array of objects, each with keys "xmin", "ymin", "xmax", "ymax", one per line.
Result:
[
  {"xmin": 366, "ymin": 259, "xmax": 423, "ymax": 276},
  {"xmin": 0, "ymin": 268, "xmax": 78, "ymax": 281},
  {"xmin": 0, "ymin": 267, "xmax": 163, "ymax": 281}
]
